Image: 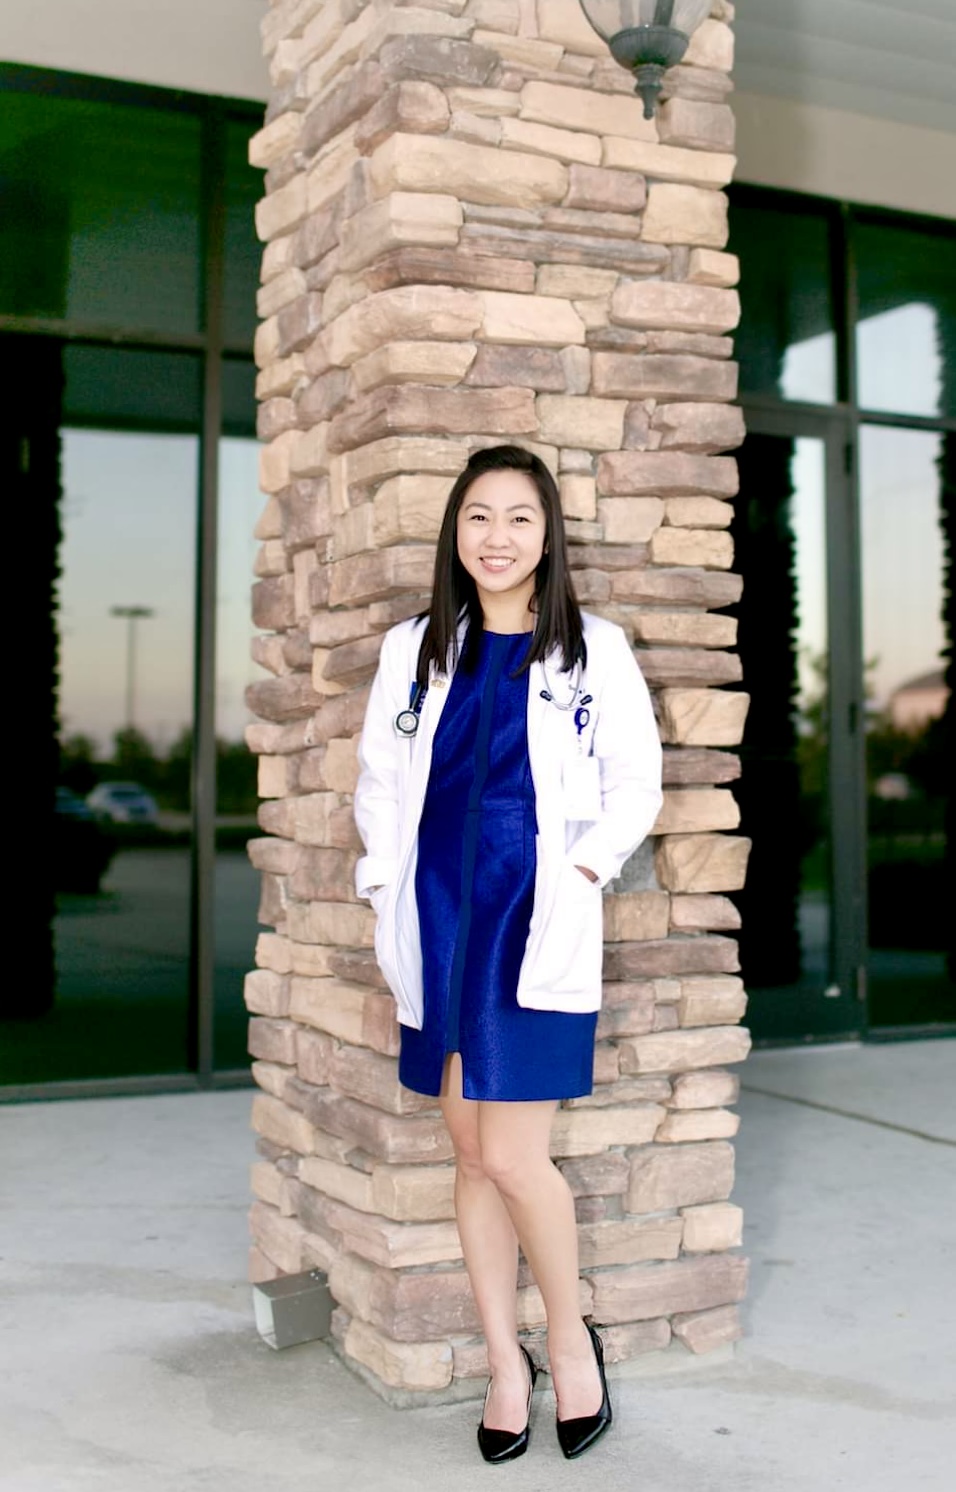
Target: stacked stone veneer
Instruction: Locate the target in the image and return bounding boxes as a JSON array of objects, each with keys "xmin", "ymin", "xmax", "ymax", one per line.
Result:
[{"xmin": 245, "ymin": 0, "xmax": 752, "ymax": 1398}]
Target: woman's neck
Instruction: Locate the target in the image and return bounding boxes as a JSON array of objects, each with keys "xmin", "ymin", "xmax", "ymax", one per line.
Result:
[{"xmin": 477, "ymin": 583, "xmax": 536, "ymax": 634}]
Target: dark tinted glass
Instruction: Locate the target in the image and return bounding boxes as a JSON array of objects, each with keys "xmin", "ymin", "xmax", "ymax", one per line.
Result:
[
  {"xmin": 0, "ymin": 89, "xmax": 201, "ymax": 334},
  {"xmin": 856, "ymin": 219, "xmax": 956, "ymax": 419},
  {"xmin": 64, "ymin": 344, "xmax": 203, "ymax": 431},
  {"xmin": 731, "ymin": 199, "xmax": 837, "ymax": 405},
  {"xmin": 222, "ymin": 117, "xmax": 264, "ymax": 349},
  {"xmin": 222, "ymin": 357, "xmax": 258, "ymax": 437}
]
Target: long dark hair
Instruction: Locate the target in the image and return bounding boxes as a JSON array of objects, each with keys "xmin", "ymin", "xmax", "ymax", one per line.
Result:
[{"xmin": 415, "ymin": 445, "xmax": 585, "ymax": 688}]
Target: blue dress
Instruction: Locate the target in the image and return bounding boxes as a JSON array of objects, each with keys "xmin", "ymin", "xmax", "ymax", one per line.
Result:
[{"xmin": 400, "ymin": 630, "xmax": 598, "ymax": 1102}]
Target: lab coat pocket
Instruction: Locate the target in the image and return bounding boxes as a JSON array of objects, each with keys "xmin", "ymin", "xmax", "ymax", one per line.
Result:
[{"xmin": 534, "ymin": 856, "xmax": 604, "ymax": 1003}]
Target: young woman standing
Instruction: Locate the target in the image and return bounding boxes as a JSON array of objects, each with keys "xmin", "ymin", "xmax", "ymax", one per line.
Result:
[{"xmin": 354, "ymin": 445, "xmax": 663, "ymax": 1462}]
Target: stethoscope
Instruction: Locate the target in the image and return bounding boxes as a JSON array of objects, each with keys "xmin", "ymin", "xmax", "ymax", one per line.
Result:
[{"xmin": 395, "ymin": 665, "xmax": 593, "ymax": 745}]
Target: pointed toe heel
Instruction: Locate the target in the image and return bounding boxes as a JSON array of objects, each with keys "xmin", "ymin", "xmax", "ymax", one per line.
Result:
[
  {"xmin": 556, "ymin": 1322, "xmax": 612, "ymax": 1461},
  {"xmin": 478, "ymin": 1344, "xmax": 538, "ymax": 1464}
]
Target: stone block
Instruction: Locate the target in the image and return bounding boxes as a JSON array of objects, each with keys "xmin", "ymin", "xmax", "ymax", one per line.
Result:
[
  {"xmin": 598, "ymin": 451, "xmax": 738, "ymax": 499},
  {"xmin": 668, "ymin": 1069, "xmax": 740, "ymax": 1110},
  {"xmin": 373, "ymin": 473, "xmax": 450, "ymax": 545},
  {"xmin": 657, "ymin": 689, "xmax": 750, "ymax": 746},
  {"xmin": 323, "ymin": 1197, "xmax": 462, "ymax": 1269},
  {"xmin": 371, "ymin": 1165, "xmax": 457, "ymax": 1223},
  {"xmin": 602, "ymin": 137, "xmax": 734, "ymax": 189},
  {"xmin": 537, "ymin": 264, "xmax": 619, "ymax": 300},
  {"xmin": 520, "ymin": 80, "xmax": 657, "ymax": 142},
  {"xmin": 680, "ymin": 1202, "xmax": 744, "ymax": 1253},
  {"xmin": 535, "ymin": 0, "xmax": 607, "ymax": 55},
  {"xmin": 328, "ymin": 1042, "xmax": 432, "ymax": 1117},
  {"xmin": 305, "ymin": 1092, "xmax": 454, "ymax": 1165},
  {"xmin": 619, "ymin": 1025, "xmax": 751, "ymax": 1076},
  {"xmin": 366, "ymin": 244, "xmax": 536, "ymax": 295},
  {"xmin": 592, "ymin": 353, "xmax": 738, "ymax": 402},
  {"xmin": 352, "ymin": 341, "xmax": 476, "ymax": 394},
  {"xmin": 596, "ymin": 993, "xmax": 656, "ymax": 1040},
  {"xmin": 500, "ymin": 117, "xmax": 602, "ymax": 166},
  {"xmin": 258, "ymin": 756, "xmax": 288, "ymax": 800},
  {"xmin": 591, "ymin": 1254, "xmax": 748, "ymax": 1324},
  {"xmin": 248, "ymin": 1017, "xmax": 298, "ymax": 1066},
  {"xmin": 472, "ymin": 30, "xmax": 564, "ymax": 70},
  {"xmin": 344, "ymin": 1318, "xmax": 452, "ymax": 1391},
  {"xmin": 601, "ymin": 1319, "xmax": 672, "ymax": 1362},
  {"xmin": 684, "ymin": 18, "xmax": 735, "ymax": 72},
  {"xmin": 479, "ymin": 291, "xmax": 586, "ymax": 346},
  {"xmin": 652, "ymin": 524, "xmax": 734, "ymax": 567},
  {"xmin": 687, "ymin": 247, "xmax": 740, "ymax": 287},
  {"xmin": 537, "ymin": 395, "xmax": 625, "ymax": 450},
  {"xmin": 551, "ymin": 1105, "xmax": 664, "ymax": 1156},
  {"xmin": 249, "ymin": 1201, "xmax": 307, "ymax": 1275},
  {"xmin": 248, "ymin": 838, "xmax": 298, "ymax": 876},
  {"xmin": 670, "ymin": 894, "xmax": 741, "ymax": 932},
  {"xmin": 300, "ymin": 1155, "xmax": 375, "ymax": 1213},
  {"xmin": 289, "ymin": 843, "xmax": 358, "ymax": 901},
  {"xmin": 661, "ymin": 747, "xmax": 740, "ymax": 786},
  {"xmin": 365, "ymin": 1265, "xmax": 481, "ymax": 1342},
  {"xmin": 577, "ymin": 1217, "xmax": 683, "ymax": 1268},
  {"xmin": 251, "ymin": 1093, "xmax": 316, "ymax": 1156},
  {"xmin": 604, "ymin": 935, "xmax": 739, "ymax": 981},
  {"xmin": 369, "ymin": 133, "xmax": 568, "ymax": 209},
  {"xmin": 256, "ymin": 932, "xmax": 293, "ymax": 975},
  {"xmin": 663, "ymin": 497, "xmax": 733, "ymax": 529},
  {"xmin": 289, "ymin": 977, "xmax": 400, "ymax": 1056},
  {"xmin": 627, "ymin": 1140, "xmax": 735, "ymax": 1212},
  {"xmin": 353, "ymin": 79, "xmax": 450, "ymax": 155},
  {"xmin": 257, "ymin": 268, "xmax": 308, "ymax": 322},
  {"xmin": 564, "ymin": 163, "xmax": 646, "ymax": 214},
  {"xmin": 560, "ymin": 474, "xmax": 597, "ymax": 519},
  {"xmin": 249, "ymin": 110, "xmax": 303, "ymax": 169},
  {"xmin": 672, "ymin": 1303, "xmax": 742, "ymax": 1354},
  {"xmin": 612, "ymin": 282, "xmax": 739, "ymax": 337},
  {"xmin": 256, "ymin": 174, "xmax": 308, "ymax": 242},
  {"xmin": 658, "ymin": 97, "xmax": 735, "ymax": 151},
  {"xmin": 466, "ymin": 344, "xmax": 567, "ymax": 391},
  {"xmin": 654, "ymin": 788, "xmax": 740, "ymax": 835},
  {"xmin": 654, "ymin": 404, "xmax": 745, "ymax": 458},
  {"xmin": 603, "ymin": 891, "xmax": 670, "ymax": 942},
  {"xmin": 379, "ymin": 32, "xmax": 502, "ymax": 88},
  {"xmin": 641, "ymin": 183, "xmax": 729, "ymax": 248},
  {"xmin": 656, "ymin": 1108, "xmax": 740, "ymax": 1142},
  {"xmin": 631, "ymin": 613, "xmax": 737, "ymax": 648},
  {"xmin": 280, "ymin": 478, "xmax": 332, "ymax": 549},
  {"xmin": 596, "ymin": 496, "xmax": 664, "ymax": 543},
  {"xmin": 558, "ymin": 1153, "xmax": 630, "ymax": 1197},
  {"xmin": 328, "ymin": 545, "xmax": 435, "ymax": 608},
  {"xmin": 339, "ymin": 192, "xmax": 462, "ymax": 272},
  {"xmin": 321, "ymin": 636, "xmax": 385, "ymax": 690},
  {"xmin": 323, "ymin": 285, "xmax": 483, "ymax": 367},
  {"xmin": 655, "ymin": 832, "xmax": 751, "ymax": 895},
  {"xmin": 244, "ymin": 970, "xmax": 291, "ymax": 1018},
  {"xmin": 295, "ymin": 1027, "xmax": 334, "ymax": 1086},
  {"xmin": 328, "ymin": 383, "xmax": 536, "ymax": 452}
]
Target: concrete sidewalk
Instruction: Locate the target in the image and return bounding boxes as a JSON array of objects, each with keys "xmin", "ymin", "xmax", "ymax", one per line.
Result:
[{"xmin": 1, "ymin": 1040, "xmax": 953, "ymax": 1492}]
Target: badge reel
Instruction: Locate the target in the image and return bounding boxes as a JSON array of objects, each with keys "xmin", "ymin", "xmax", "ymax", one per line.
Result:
[{"xmin": 563, "ymin": 702, "xmax": 601, "ymax": 821}]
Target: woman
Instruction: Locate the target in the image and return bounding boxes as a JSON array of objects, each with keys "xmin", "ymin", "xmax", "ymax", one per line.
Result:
[{"xmin": 353, "ymin": 445, "xmax": 662, "ymax": 1462}]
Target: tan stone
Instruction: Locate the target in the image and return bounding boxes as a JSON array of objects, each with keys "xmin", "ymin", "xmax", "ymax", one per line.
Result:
[
  {"xmin": 603, "ymin": 891, "xmax": 670, "ymax": 943},
  {"xmin": 244, "ymin": 969, "xmax": 291, "ymax": 1018},
  {"xmin": 255, "ymin": 174, "xmax": 308, "ymax": 242},
  {"xmin": 687, "ymin": 248, "xmax": 740, "ymax": 287},
  {"xmin": 685, "ymin": 18, "xmax": 735, "ymax": 72},
  {"xmin": 592, "ymin": 352, "xmax": 738, "ymax": 402},
  {"xmin": 328, "ymin": 545, "xmax": 435, "ymax": 608},
  {"xmin": 673, "ymin": 1303, "xmax": 742, "ymax": 1354},
  {"xmin": 535, "ymin": 0, "xmax": 607, "ymax": 56},
  {"xmin": 256, "ymin": 267, "xmax": 308, "ymax": 321},
  {"xmin": 670, "ymin": 894, "xmax": 741, "ymax": 932},
  {"xmin": 537, "ymin": 395, "xmax": 625, "ymax": 450},
  {"xmin": 631, "ymin": 613, "xmax": 737, "ymax": 648},
  {"xmin": 551, "ymin": 1105, "xmax": 664, "ymax": 1156},
  {"xmin": 289, "ymin": 977, "xmax": 399, "ymax": 1056},
  {"xmin": 600, "ymin": 451, "xmax": 738, "ymax": 500},
  {"xmin": 596, "ymin": 496, "xmax": 664, "ymax": 543},
  {"xmin": 300, "ymin": 1156, "xmax": 375, "ymax": 1213},
  {"xmin": 446, "ymin": 85, "xmax": 522, "ymax": 117},
  {"xmin": 344, "ymin": 1318, "xmax": 452, "ymax": 1391},
  {"xmin": 558, "ymin": 1152, "xmax": 630, "ymax": 1196},
  {"xmin": 472, "ymin": 28, "xmax": 564, "ymax": 68},
  {"xmin": 627, "ymin": 1140, "xmax": 735, "ymax": 1212},
  {"xmin": 328, "ymin": 1252, "xmax": 377, "ymax": 1324},
  {"xmin": 657, "ymin": 1108, "xmax": 740, "ymax": 1142},
  {"xmin": 500, "ymin": 117, "xmax": 602, "ymax": 166},
  {"xmin": 373, "ymin": 473, "xmax": 449, "ymax": 545},
  {"xmin": 681, "ymin": 1202, "xmax": 744, "ymax": 1253},
  {"xmin": 591, "ymin": 1254, "xmax": 748, "ymax": 1324},
  {"xmin": 619, "ymin": 1025, "xmax": 751, "ymax": 1076},
  {"xmin": 668, "ymin": 1069, "xmax": 740, "ymax": 1110},
  {"xmin": 339, "ymin": 192, "xmax": 463, "ymax": 272},
  {"xmin": 479, "ymin": 290, "xmax": 586, "ymax": 346},
  {"xmin": 249, "ymin": 111, "xmax": 303, "ymax": 170},
  {"xmin": 642, "ymin": 183, "xmax": 729, "ymax": 247},
  {"xmin": 602, "ymin": 137, "xmax": 734, "ymax": 189},
  {"xmin": 256, "ymin": 932, "xmax": 293, "ymax": 976},
  {"xmin": 537, "ymin": 264, "xmax": 619, "ymax": 300},
  {"xmin": 257, "ymin": 756, "xmax": 289, "ymax": 801},
  {"xmin": 329, "ymin": 383, "xmax": 536, "ymax": 452},
  {"xmin": 369, "ymin": 133, "xmax": 568, "ymax": 209},
  {"xmin": 517, "ymin": 1278, "xmax": 593, "ymax": 1329},
  {"xmin": 655, "ymin": 403, "xmax": 745, "ymax": 455},
  {"xmin": 323, "ymin": 285, "xmax": 483, "ymax": 367},
  {"xmin": 653, "ymin": 788, "xmax": 740, "ymax": 835},
  {"xmin": 657, "ymin": 689, "xmax": 750, "ymax": 746},
  {"xmin": 663, "ymin": 497, "xmax": 733, "ymax": 529},
  {"xmin": 322, "ymin": 1197, "xmax": 462, "ymax": 1269},
  {"xmin": 577, "ymin": 1217, "xmax": 683, "ymax": 1268},
  {"xmin": 658, "ymin": 98, "xmax": 735, "ymax": 152},
  {"xmin": 370, "ymin": 1165, "xmax": 457, "ymax": 1223},
  {"xmin": 601, "ymin": 1319, "xmax": 672, "ymax": 1362},
  {"xmin": 656, "ymin": 833, "xmax": 751, "ymax": 893},
  {"xmin": 520, "ymin": 80, "xmax": 657, "ymax": 142},
  {"xmin": 250, "ymin": 1159, "xmax": 298, "ymax": 1217},
  {"xmin": 612, "ymin": 282, "xmax": 739, "ymax": 336},
  {"xmin": 679, "ymin": 974, "xmax": 748, "ymax": 1028},
  {"xmin": 249, "ymin": 1201, "xmax": 307, "ymax": 1275},
  {"xmin": 554, "ymin": 476, "xmax": 594, "ymax": 523},
  {"xmin": 352, "ymin": 341, "xmax": 476, "ymax": 394},
  {"xmin": 251, "ymin": 1093, "xmax": 316, "ymax": 1156}
]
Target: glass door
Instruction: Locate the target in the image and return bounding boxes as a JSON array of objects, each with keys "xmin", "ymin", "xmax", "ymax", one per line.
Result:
[{"xmin": 731, "ymin": 410, "xmax": 865, "ymax": 1042}]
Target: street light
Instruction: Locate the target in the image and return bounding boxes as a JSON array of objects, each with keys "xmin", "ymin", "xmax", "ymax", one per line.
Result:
[
  {"xmin": 578, "ymin": 0, "xmax": 712, "ymax": 118},
  {"xmin": 110, "ymin": 605, "xmax": 155, "ymax": 732}
]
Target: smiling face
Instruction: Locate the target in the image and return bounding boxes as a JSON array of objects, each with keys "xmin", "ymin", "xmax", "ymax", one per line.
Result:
[{"xmin": 455, "ymin": 468, "xmax": 547, "ymax": 627}]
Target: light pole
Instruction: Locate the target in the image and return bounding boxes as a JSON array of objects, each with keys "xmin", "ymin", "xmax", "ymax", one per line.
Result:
[
  {"xmin": 577, "ymin": 0, "xmax": 712, "ymax": 118},
  {"xmin": 110, "ymin": 605, "xmax": 155, "ymax": 732}
]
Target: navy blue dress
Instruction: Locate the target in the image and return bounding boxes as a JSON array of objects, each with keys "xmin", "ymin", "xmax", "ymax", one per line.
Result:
[{"xmin": 400, "ymin": 630, "xmax": 597, "ymax": 1102}]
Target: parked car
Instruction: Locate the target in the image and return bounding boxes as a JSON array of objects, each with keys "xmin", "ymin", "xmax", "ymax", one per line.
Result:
[
  {"xmin": 87, "ymin": 781, "xmax": 160, "ymax": 826},
  {"xmin": 55, "ymin": 787, "xmax": 115, "ymax": 893}
]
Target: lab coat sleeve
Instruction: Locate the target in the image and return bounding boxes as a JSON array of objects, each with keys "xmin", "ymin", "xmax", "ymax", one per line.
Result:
[
  {"xmin": 353, "ymin": 624, "xmax": 409, "ymax": 899},
  {"xmin": 568, "ymin": 626, "xmax": 663, "ymax": 887}
]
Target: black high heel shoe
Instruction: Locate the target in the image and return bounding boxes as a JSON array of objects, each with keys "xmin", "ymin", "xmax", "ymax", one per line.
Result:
[
  {"xmin": 477, "ymin": 1344, "xmax": 537, "ymax": 1464},
  {"xmin": 555, "ymin": 1321, "xmax": 612, "ymax": 1460}
]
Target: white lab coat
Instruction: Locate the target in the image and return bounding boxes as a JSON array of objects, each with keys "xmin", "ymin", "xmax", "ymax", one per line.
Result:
[{"xmin": 353, "ymin": 610, "xmax": 663, "ymax": 1030}]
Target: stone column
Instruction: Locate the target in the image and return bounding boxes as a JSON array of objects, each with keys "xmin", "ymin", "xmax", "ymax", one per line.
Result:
[{"xmin": 246, "ymin": 0, "xmax": 751, "ymax": 1399}]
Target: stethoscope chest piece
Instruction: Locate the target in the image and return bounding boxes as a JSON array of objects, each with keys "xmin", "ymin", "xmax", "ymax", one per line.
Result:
[{"xmin": 395, "ymin": 708, "xmax": 420, "ymax": 737}]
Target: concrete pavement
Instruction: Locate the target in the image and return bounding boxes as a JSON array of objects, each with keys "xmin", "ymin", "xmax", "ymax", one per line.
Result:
[{"xmin": 1, "ymin": 1040, "xmax": 953, "ymax": 1492}]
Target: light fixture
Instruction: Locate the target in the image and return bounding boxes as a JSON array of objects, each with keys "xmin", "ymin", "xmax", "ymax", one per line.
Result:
[{"xmin": 578, "ymin": 1, "xmax": 712, "ymax": 118}]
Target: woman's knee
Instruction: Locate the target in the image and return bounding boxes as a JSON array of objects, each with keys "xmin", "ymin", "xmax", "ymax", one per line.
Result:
[{"xmin": 479, "ymin": 1137, "xmax": 548, "ymax": 1198}]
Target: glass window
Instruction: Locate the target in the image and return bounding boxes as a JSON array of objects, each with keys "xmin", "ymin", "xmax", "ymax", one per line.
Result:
[
  {"xmin": 0, "ymin": 90, "xmax": 201, "ymax": 335},
  {"xmin": 731, "ymin": 198, "xmax": 837, "ymax": 406},
  {"xmin": 223, "ymin": 117, "xmax": 265, "ymax": 351},
  {"xmin": 856, "ymin": 219, "xmax": 956, "ymax": 419}
]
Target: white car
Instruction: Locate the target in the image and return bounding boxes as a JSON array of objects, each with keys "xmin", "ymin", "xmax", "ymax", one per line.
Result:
[{"xmin": 86, "ymin": 781, "xmax": 159, "ymax": 825}]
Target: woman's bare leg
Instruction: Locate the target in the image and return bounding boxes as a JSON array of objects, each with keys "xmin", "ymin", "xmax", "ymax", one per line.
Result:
[
  {"xmin": 439, "ymin": 1055, "xmax": 529, "ymax": 1431},
  {"xmin": 477, "ymin": 1101, "xmax": 603, "ymax": 1421}
]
